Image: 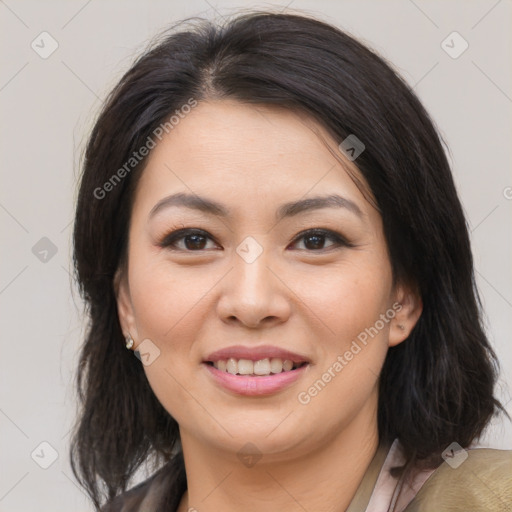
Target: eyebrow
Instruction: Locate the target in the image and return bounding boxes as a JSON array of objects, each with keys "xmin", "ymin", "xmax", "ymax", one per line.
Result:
[{"xmin": 149, "ymin": 192, "xmax": 364, "ymax": 221}]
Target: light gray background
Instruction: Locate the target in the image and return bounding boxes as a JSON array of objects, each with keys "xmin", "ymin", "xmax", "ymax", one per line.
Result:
[{"xmin": 1, "ymin": 1, "xmax": 511, "ymax": 510}]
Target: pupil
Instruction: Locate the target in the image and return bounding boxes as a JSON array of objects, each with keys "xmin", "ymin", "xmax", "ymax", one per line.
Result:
[
  {"xmin": 186, "ymin": 234, "xmax": 206, "ymax": 250},
  {"xmin": 305, "ymin": 234, "xmax": 324, "ymax": 250}
]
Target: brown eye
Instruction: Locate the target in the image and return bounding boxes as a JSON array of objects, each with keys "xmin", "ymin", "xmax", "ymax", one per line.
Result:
[
  {"xmin": 182, "ymin": 233, "xmax": 208, "ymax": 250},
  {"xmin": 290, "ymin": 229, "xmax": 352, "ymax": 251},
  {"xmin": 159, "ymin": 229, "xmax": 219, "ymax": 251},
  {"xmin": 302, "ymin": 233, "xmax": 329, "ymax": 250}
]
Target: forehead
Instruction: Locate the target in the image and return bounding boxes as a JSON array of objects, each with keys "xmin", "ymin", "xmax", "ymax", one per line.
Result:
[{"xmin": 133, "ymin": 100, "xmax": 374, "ymax": 216}]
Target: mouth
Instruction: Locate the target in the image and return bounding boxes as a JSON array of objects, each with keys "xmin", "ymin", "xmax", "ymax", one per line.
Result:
[
  {"xmin": 202, "ymin": 345, "xmax": 311, "ymax": 395},
  {"xmin": 204, "ymin": 358, "xmax": 309, "ymax": 377}
]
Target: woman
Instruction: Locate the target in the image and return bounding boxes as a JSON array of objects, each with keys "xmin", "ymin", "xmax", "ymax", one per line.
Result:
[{"xmin": 70, "ymin": 11, "xmax": 511, "ymax": 512}]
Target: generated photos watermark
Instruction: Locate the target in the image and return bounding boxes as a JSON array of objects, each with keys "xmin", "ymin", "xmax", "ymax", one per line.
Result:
[
  {"xmin": 297, "ymin": 302, "xmax": 403, "ymax": 405},
  {"xmin": 93, "ymin": 97, "xmax": 198, "ymax": 200}
]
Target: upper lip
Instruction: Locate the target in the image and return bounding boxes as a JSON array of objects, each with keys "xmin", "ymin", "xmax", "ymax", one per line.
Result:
[{"xmin": 204, "ymin": 345, "xmax": 310, "ymax": 364}]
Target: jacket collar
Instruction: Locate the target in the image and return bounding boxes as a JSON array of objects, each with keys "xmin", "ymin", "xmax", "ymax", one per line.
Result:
[{"xmin": 345, "ymin": 442, "xmax": 392, "ymax": 512}]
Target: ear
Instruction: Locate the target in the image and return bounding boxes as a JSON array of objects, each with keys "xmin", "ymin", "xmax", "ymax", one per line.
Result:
[
  {"xmin": 388, "ymin": 283, "xmax": 423, "ymax": 348},
  {"xmin": 114, "ymin": 267, "xmax": 139, "ymax": 344}
]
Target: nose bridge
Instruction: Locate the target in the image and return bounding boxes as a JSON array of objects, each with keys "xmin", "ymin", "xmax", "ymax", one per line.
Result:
[
  {"xmin": 233, "ymin": 237, "xmax": 274, "ymax": 304},
  {"xmin": 217, "ymin": 236, "xmax": 290, "ymax": 326}
]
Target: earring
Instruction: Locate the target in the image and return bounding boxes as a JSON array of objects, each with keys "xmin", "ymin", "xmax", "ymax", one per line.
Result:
[
  {"xmin": 125, "ymin": 336, "xmax": 134, "ymax": 350},
  {"xmin": 398, "ymin": 324, "xmax": 405, "ymax": 330}
]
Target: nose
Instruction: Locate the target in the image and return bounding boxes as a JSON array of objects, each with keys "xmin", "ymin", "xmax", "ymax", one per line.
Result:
[{"xmin": 216, "ymin": 247, "xmax": 291, "ymax": 329}]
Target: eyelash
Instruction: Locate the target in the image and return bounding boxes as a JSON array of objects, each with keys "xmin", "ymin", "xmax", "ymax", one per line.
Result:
[{"xmin": 158, "ymin": 227, "xmax": 354, "ymax": 252}]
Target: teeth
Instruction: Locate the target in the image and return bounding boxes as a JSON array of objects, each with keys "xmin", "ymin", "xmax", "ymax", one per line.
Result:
[
  {"xmin": 253, "ymin": 358, "xmax": 270, "ymax": 375},
  {"xmin": 226, "ymin": 358, "xmax": 238, "ymax": 375},
  {"xmin": 270, "ymin": 358, "xmax": 283, "ymax": 374},
  {"xmin": 238, "ymin": 359, "xmax": 254, "ymax": 375},
  {"xmin": 211, "ymin": 357, "xmax": 302, "ymax": 376}
]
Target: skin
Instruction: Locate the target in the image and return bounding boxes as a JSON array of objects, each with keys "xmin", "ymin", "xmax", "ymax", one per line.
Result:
[{"xmin": 116, "ymin": 100, "xmax": 422, "ymax": 512}]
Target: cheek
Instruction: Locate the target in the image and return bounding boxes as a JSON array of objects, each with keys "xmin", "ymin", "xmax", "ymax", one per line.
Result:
[
  {"xmin": 128, "ymin": 258, "xmax": 206, "ymax": 423},
  {"xmin": 128, "ymin": 253, "xmax": 213, "ymax": 342},
  {"xmin": 295, "ymin": 258, "xmax": 393, "ymax": 345},
  {"xmin": 299, "ymin": 262, "xmax": 393, "ymax": 408},
  {"xmin": 295, "ymin": 274, "xmax": 392, "ymax": 431}
]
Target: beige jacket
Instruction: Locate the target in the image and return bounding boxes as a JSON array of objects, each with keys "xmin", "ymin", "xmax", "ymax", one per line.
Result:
[
  {"xmin": 347, "ymin": 439, "xmax": 512, "ymax": 511},
  {"xmin": 103, "ymin": 441, "xmax": 512, "ymax": 511}
]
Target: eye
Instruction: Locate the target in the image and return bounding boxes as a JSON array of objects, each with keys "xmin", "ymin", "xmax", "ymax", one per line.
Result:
[
  {"xmin": 159, "ymin": 228, "xmax": 220, "ymax": 251},
  {"xmin": 289, "ymin": 229, "xmax": 352, "ymax": 251},
  {"xmin": 158, "ymin": 227, "xmax": 352, "ymax": 252}
]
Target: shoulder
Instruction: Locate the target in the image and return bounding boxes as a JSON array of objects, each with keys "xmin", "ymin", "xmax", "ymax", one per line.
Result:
[{"xmin": 405, "ymin": 447, "xmax": 512, "ymax": 512}]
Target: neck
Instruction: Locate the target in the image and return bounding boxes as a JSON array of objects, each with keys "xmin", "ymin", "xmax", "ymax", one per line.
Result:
[{"xmin": 177, "ymin": 405, "xmax": 380, "ymax": 512}]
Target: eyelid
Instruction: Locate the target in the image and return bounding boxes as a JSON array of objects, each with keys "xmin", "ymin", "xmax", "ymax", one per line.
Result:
[
  {"xmin": 158, "ymin": 227, "xmax": 220, "ymax": 249},
  {"xmin": 289, "ymin": 228, "xmax": 354, "ymax": 250},
  {"xmin": 158, "ymin": 226, "xmax": 355, "ymax": 253}
]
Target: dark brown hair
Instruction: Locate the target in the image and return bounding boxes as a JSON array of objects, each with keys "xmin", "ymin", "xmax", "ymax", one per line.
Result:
[{"xmin": 70, "ymin": 11, "xmax": 506, "ymax": 510}]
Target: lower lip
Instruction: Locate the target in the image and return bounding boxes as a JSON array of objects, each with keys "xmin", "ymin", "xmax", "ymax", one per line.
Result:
[{"xmin": 203, "ymin": 363, "xmax": 309, "ymax": 396}]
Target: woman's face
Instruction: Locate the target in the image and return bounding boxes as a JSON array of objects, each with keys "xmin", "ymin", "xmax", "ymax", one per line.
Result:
[{"xmin": 116, "ymin": 100, "xmax": 417, "ymax": 461}]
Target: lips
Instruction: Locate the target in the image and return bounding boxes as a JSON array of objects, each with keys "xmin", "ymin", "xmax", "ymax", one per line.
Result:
[
  {"xmin": 204, "ymin": 345, "xmax": 310, "ymax": 365},
  {"xmin": 202, "ymin": 345, "xmax": 311, "ymax": 395}
]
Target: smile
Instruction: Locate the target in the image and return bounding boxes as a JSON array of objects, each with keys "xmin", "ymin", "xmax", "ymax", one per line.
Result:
[
  {"xmin": 206, "ymin": 357, "xmax": 308, "ymax": 376},
  {"xmin": 202, "ymin": 345, "xmax": 311, "ymax": 395}
]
